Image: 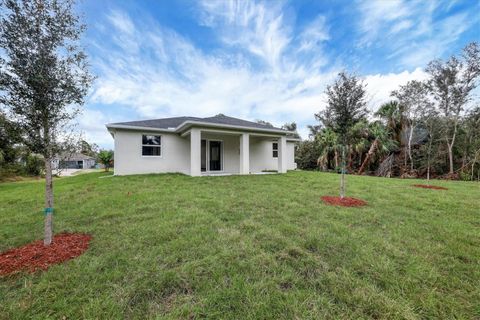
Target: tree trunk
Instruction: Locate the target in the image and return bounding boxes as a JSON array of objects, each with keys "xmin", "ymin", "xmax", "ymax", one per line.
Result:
[
  {"xmin": 471, "ymin": 160, "xmax": 475, "ymax": 181},
  {"xmin": 447, "ymin": 117, "xmax": 459, "ymax": 175},
  {"xmin": 426, "ymin": 133, "xmax": 433, "ymax": 185},
  {"xmin": 44, "ymin": 156, "xmax": 54, "ymax": 245},
  {"xmin": 408, "ymin": 125, "xmax": 414, "ymax": 172},
  {"xmin": 334, "ymin": 150, "xmax": 339, "ymax": 169},
  {"xmin": 472, "ymin": 150, "xmax": 479, "ymax": 181},
  {"xmin": 340, "ymin": 146, "xmax": 346, "ymax": 199},
  {"xmin": 426, "ymin": 156, "xmax": 431, "ymax": 184},
  {"xmin": 358, "ymin": 139, "xmax": 378, "ymax": 175},
  {"xmin": 447, "ymin": 142, "xmax": 454, "ymax": 175},
  {"xmin": 347, "ymin": 147, "xmax": 353, "ymax": 170}
]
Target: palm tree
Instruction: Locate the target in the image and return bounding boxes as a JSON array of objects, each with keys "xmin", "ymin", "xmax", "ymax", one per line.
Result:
[
  {"xmin": 97, "ymin": 150, "xmax": 114, "ymax": 172},
  {"xmin": 349, "ymin": 120, "xmax": 370, "ymax": 169},
  {"xmin": 307, "ymin": 125, "xmax": 322, "ymax": 139},
  {"xmin": 316, "ymin": 128, "xmax": 339, "ymax": 170},
  {"xmin": 358, "ymin": 122, "xmax": 397, "ymax": 175},
  {"xmin": 375, "ymin": 101, "xmax": 405, "ymax": 146}
]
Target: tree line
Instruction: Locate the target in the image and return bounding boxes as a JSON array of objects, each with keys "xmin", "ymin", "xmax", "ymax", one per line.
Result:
[{"xmin": 296, "ymin": 42, "xmax": 480, "ymax": 181}]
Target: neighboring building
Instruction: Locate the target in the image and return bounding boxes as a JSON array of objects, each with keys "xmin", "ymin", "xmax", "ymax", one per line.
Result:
[
  {"xmin": 106, "ymin": 114, "xmax": 299, "ymax": 176},
  {"xmin": 52, "ymin": 153, "xmax": 96, "ymax": 170}
]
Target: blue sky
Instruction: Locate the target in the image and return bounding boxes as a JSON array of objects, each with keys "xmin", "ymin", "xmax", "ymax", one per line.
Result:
[{"xmin": 76, "ymin": 0, "xmax": 480, "ymax": 148}]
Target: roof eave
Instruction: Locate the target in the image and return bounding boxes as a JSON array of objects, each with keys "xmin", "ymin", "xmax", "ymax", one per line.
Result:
[
  {"xmin": 106, "ymin": 121, "xmax": 295, "ymax": 136},
  {"xmin": 176, "ymin": 120, "xmax": 293, "ymax": 135},
  {"xmin": 286, "ymin": 137, "xmax": 302, "ymax": 142},
  {"xmin": 105, "ymin": 124, "xmax": 176, "ymax": 133}
]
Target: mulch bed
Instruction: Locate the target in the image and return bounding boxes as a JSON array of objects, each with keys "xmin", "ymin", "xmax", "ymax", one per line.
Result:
[
  {"xmin": 413, "ymin": 184, "xmax": 448, "ymax": 190},
  {"xmin": 321, "ymin": 196, "xmax": 367, "ymax": 207},
  {"xmin": 0, "ymin": 233, "xmax": 92, "ymax": 276}
]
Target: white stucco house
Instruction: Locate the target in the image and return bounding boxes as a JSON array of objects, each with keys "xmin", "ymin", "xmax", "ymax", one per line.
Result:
[
  {"xmin": 52, "ymin": 153, "xmax": 96, "ymax": 170},
  {"xmin": 106, "ymin": 114, "xmax": 299, "ymax": 176}
]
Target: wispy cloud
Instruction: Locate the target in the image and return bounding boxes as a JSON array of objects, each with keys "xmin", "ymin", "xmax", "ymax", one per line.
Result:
[
  {"xmin": 198, "ymin": 0, "xmax": 291, "ymax": 71},
  {"xmin": 356, "ymin": 0, "xmax": 476, "ymax": 68}
]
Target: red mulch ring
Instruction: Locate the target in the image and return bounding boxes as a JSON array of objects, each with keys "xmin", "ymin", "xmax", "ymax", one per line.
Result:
[
  {"xmin": 0, "ymin": 233, "xmax": 92, "ymax": 276},
  {"xmin": 413, "ymin": 184, "xmax": 448, "ymax": 190},
  {"xmin": 321, "ymin": 196, "xmax": 367, "ymax": 207}
]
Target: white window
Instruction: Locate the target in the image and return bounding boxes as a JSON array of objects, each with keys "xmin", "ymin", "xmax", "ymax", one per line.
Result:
[
  {"xmin": 272, "ymin": 142, "xmax": 278, "ymax": 158},
  {"xmin": 142, "ymin": 135, "xmax": 161, "ymax": 156}
]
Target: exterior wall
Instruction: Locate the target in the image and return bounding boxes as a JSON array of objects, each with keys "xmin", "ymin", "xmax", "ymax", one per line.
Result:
[
  {"xmin": 83, "ymin": 159, "xmax": 96, "ymax": 169},
  {"xmin": 112, "ymin": 128, "xmax": 296, "ymax": 176},
  {"xmin": 286, "ymin": 142, "xmax": 296, "ymax": 170},
  {"xmin": 114, "ymin": 130, "xmax": 190, "ymax": 175},
  {"xmin": 249, "ymin": 138, "xmax": 296, "ymax": 172}
]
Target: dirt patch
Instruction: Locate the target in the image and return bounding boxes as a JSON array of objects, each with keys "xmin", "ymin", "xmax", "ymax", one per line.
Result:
[
  {"xmin": 0, "ymin": 233, "xmax": 92, "ymax": 276},
  {"xmin": 321, "ymin": 196, "xmax": 367, "ymax": 207},
  {"xmin": 413, "ymin": 184, "xmax": 448, "ymax": 190}
]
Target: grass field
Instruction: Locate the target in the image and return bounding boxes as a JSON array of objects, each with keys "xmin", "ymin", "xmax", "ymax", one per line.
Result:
[{"xmin": 0, "ymin": 171, "xmax": 479, "ymax": 319}]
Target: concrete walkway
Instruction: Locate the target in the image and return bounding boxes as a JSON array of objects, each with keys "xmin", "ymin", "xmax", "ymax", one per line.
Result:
[{"xmin": 54, "ymin": 169, "xmax": 98, "ymax": 177}]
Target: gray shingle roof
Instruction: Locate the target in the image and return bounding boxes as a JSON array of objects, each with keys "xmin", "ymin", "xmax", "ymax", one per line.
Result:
[
  {"xmin": 111, "ymin": 114, "xmax": 287, "ymax": 131},
  {"xmin": 57, "ymin": 153, "xmax": 95, "ymax": 161},
  {"xmin": 110, "ymin": 116, "xmax": 202, "ymax": 129}
]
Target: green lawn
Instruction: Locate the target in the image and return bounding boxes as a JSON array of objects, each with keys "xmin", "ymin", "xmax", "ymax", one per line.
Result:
[{"xmin": 0, "ymin": 171, "xmax": 479, "ymax": 319}]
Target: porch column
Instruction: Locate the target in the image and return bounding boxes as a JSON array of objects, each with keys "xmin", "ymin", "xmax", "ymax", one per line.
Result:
[
  {"xmin": 190, "ymin": 128, "xmax": 201, "ymax": 176},
  {"xmin": 239, "ymin": 133, "xmax": 250, "ymax": 174},
  {"xmin": 278, "ymin": 135, "xmax": 287, "ymax": 173}
]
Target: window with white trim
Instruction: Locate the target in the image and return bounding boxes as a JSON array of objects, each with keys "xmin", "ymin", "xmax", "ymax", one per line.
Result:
[
  {"xmin": 272, "ymin": 142, "xmax": 278, "ymax": 158},
  {"xmin": 142, "ymin": 135, "xmax": 161, "ymax": 156}
]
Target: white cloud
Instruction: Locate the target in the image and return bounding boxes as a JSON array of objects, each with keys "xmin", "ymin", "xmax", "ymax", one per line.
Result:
[
  {"xmin": 87, "ymin": 7, "xmax": 339, "ymax": 146},
  {"xmin": 297, "ymin": 15, "xmax": 329, "ymax": 52},
  {"xmin": 76, "ymin": 109, "xmax": 117, "ymax": 147},
  {"xmin": 357, "ymin": 0, "xmax": 411, "ymax": 45},
  {"xmin": 198, "ymin": 0, "xmax": 291, "ymax": 71},
  {"xmin": 398, "ymin": 12, "xmax": 471, "ymax": 67},
  {"xmin": 107, "ymin": 10, "xmax": 135, "ymax": 35},
  {"xmin": 356, "ymin": 0, "xmax": 475, "ymax": 68},
  {"xmin": 85, "ymin": 6, "xmax": 433, "ymax": 147},
  {"xmin": 364, "ymin": 67, "xmax": 428, "ymax": 110}
]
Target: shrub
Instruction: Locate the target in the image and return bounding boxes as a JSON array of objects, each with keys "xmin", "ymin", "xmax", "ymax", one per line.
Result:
[
  {"xmin": 24, "ymin": 154, "xmax": 44, "ymax": 176},
  {"xmin": 295, "ymin": 141, "xmax": 319, "ymax": 170}
]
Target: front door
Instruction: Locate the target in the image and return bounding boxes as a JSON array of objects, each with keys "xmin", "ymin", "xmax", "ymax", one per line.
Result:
[
  {"xmin": 201, "ymin": 140, "xmax": 207, "ymax": 172},
  {"xmin": 209, "ymin": 141, "xmax": 222, "ymax": 171}
]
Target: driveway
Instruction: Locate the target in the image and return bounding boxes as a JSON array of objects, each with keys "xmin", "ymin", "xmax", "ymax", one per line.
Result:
[{"xmin": 54, "ymin": 169, "xmax": 98, "ymax": 177}]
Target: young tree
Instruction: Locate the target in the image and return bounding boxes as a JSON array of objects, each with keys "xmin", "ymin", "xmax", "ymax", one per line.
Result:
[
  {"xmin": 97, "ymin": 150, "xmax": 114, "ymax": 172},
  {"xmin": 319, "ymin": 72, "xmax": 368, "ymax": 198},
  {"xmin": 392, "ymin": 80, "xmax": 431, "ymax": 172},
  {"xmin": 425, "ymin": 42, "xmax": 480, "ymax": 175},
  {"xmin": 0, "ymin": 0, "xmax": 93, "ymax": 245}
]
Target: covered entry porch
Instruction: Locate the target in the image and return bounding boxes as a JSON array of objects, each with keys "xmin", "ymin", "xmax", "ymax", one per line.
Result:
[{"xmin": 184, "ymin": 128, "xmax": 289, "ymax": 177}]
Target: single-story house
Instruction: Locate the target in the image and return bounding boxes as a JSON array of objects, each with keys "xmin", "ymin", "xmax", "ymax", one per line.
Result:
[
  {"xmin": 106, "ymin": 114, "xmax": 299, "ymax": 176},
  {"xmin": 52, "ymin": 153, "xmax": 96, "ymax": 170}
]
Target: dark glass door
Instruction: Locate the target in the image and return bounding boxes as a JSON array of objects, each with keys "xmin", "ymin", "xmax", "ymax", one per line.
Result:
[
  {"xmin": 201, "ymin": 140, "xmax": 207, "ymax": 172},
  {"xmin": 209, "ymin": 141, "xmax": 222, "ymax": 171}
]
